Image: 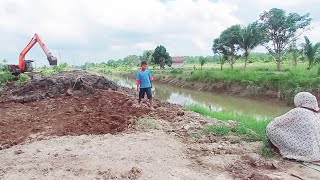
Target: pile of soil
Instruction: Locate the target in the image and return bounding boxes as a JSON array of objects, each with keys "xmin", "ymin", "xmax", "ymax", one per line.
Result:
[
  {"xmin": 0, "ymin": 71, "xmax": 153, "ymax": 149},
  {"xmin": 0, "ymin": 70, "xmax": 118, "ymax": 103},
  {"xmin": 0, "ymin": 90, "xmax": 150, "ymax": 149}
]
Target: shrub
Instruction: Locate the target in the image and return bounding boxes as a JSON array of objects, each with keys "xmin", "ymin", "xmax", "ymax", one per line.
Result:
[
  {"xmin": 170, "ymin": 68, "xmax": 183, "ymax": 75},
  {"xmin": 16, "ymin": 74, "xmax": 31, "ymax": 86},
  {"xmin": 0, "ymin": 69, "xmax": 15, "ymax": 85}
]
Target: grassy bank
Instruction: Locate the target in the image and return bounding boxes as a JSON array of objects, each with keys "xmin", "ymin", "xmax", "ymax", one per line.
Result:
[
  {"xmin": 186, "ymin": 104, "xmax": 274, "ymax": 157},
  {"xmin": 172, "ymin": 64, "xmax": 320, "ymax": 104},
  {"xmin": 87, "ymin": 62, "xmax": 320, "ymax": 104}
]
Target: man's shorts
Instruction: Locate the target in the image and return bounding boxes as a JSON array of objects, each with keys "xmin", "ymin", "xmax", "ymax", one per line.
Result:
[{"xmin": 139, "ymin": 87, "xmax": 152, "ymax": 99}]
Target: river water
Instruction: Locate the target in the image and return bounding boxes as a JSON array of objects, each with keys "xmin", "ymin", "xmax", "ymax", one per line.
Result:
[{"xmin": 108, "ymin": 76, "xmax": 290, "ymax": 120}]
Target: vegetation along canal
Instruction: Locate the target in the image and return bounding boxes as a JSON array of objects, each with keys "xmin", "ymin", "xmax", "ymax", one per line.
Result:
[{"xmin": 108, "ymin": 75, "xmax": 290, "ymax": 120}]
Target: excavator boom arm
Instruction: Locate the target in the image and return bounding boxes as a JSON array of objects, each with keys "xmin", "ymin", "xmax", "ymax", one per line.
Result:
[
  {"xmin": 18, "ymin": 36, "xmax": 37, "ymax": 71},
  {"xmin": 18, "ymin": 33, "xmax": 57, "ymax": 72}
]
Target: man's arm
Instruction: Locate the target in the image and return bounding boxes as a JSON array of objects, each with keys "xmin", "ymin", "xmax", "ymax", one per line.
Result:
[{"xmin": 149, "ymin": 70, "xmax": 154, "ymax": 81}]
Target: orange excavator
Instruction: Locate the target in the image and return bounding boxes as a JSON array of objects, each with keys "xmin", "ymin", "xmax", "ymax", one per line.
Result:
[{"xmin": 8, "ymin": 33, "xmax": 57, "ymax": 76}]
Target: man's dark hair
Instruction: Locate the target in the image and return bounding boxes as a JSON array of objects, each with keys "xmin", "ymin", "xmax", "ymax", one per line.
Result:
[{"xmin": 141, "ymin": 61, "xmax": 148, "ymax": 66}]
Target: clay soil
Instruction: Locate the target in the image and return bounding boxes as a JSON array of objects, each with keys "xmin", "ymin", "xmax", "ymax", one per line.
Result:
[
  {"xmin": 0, "ymin": 71, "xmax": 319, "ymax": 179},
  {"xmin": 0, "ymin": 90, "xmax": 150, "ymax": 149}
]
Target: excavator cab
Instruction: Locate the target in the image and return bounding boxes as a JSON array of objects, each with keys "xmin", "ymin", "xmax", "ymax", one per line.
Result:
[
  {"xmin": 8, "ymin": 60, "xmax": 34, "ymax": 76},
  {"xmin": 25, "ymin": 60, "xmax": 34, "ymax": 72}
]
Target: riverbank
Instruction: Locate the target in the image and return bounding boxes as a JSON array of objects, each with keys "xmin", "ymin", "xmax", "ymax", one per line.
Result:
[{"xmin": 100, "ymin": 65, "xmax": 320, "ymax": 105}]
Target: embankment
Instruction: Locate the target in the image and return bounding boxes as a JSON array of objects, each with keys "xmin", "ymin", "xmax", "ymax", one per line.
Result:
[
  {"xmin": 113, "ymin": 69, "xmax": 320, "ymax": 104},
  {"xmin": 154, "ymin": 75, "xmax": 281, "ymax": 99}
]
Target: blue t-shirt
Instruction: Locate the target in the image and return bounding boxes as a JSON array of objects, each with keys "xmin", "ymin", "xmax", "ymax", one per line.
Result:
[{"xmin": 136, "ymin": 70, "xmax": 152, "ymax": 88}]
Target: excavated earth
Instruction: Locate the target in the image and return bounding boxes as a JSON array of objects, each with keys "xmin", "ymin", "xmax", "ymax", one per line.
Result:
[{"xmin": 0, "ymin": 71, "xmax": 319, "ymax": 180}]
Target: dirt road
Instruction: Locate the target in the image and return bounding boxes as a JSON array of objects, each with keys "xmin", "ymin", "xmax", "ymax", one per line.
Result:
[{"xmin": 0, "ymin": 71, "xmax": 319, "ymax": 179}]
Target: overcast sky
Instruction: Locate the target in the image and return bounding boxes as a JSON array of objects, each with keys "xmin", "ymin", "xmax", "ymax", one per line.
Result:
[{"xmin": 0, "ymin": 0, "xmax": 319, "ymax": 66}]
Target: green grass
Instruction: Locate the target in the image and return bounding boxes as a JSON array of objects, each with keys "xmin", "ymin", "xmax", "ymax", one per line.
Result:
[
  {"xmin": 186, "ymin": 104, "xmax": 274, "ymax": 157},
  {"xmin": 203, "ymin": 125, "xmax": 231, "ymax": 136},
  {"xmin": 186, "ymin": 104, "xmax": 270, "ymax": 140},
  {"xmin": 40, "ymin": 63, "xmax": 72, "ymax": 76}
]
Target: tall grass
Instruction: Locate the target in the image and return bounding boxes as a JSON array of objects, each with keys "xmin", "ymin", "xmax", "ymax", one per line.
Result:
[
  {"xmin": 186, "ymin": 104, "xmax": 271, "ymax": 140},
  {"xmin": 186, "ymin": 104, "xmax": 275, "ymax": 157}
]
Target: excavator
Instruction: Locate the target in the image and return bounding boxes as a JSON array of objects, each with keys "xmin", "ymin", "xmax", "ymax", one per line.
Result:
[{"xmin": 8, "ymin": 33, "xmax": 57, "ymax": 76}]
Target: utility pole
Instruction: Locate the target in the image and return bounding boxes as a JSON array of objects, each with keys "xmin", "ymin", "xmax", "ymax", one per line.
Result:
[{"xmin": 57, "ymin": 46, "xmax": 62, "ymax": 63}]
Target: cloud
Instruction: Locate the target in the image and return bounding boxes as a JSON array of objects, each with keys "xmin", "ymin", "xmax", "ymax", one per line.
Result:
[
  {"xmin": 0, "ymin": 0, "xmax": 319, "ymax": 65},
  {"xmin": 135, "ymin": 42, "xmax": 157, "ymax": 51},
  {"xmin": 305, "ymin": 22, "xmax": 320, "ymax": 43}
]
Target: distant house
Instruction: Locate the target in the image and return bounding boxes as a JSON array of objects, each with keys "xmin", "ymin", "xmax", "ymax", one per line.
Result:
[{"xmin": 172, "ymin": 56, "xmax": 185, "ymax": 68}]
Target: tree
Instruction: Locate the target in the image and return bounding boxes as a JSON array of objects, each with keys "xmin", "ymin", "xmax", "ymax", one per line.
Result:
[
  {"xmin": 287, "ymin": 40, "xmax": 300, "ymax": 67},
  {"xmin": 238, "ymin": 23, "xmax": 262, "ymax": 69},
  {"xmin": 212, "ymin": 25, "xmax": 241, "ymax": 70},
  {"xmin": 212, "ymin": 38, "xmax": 226, "ymax": 71},
  {"xmin": 257, "ymin": 8, "xmax": 311, "ymax": 70},
  {"xmin": 141, "ymin": 50, "xmax": 154, "ymax": 64},
  {"xmin": 152, "ymin": 45, "xmax": 172, "ymax": 69},
  {"xmin": 199, "ymin": 56, "xmax": 206, "ymax": 70},
  {"xmin": 107, "ymin": 59, "xmax": 118, "ymax": 68},
  {"xmin": 303, "ymin": 36, "xmax": 320, "ymax": 69},
  {"xmin": 123, "ymin": 55, "xmax": 140, "ymax": 67}
]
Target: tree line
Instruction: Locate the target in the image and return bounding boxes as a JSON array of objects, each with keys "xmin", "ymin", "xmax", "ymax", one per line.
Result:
[
  {"xmin": 212, "ymin": 8, "xmax": 319, "ymax": 70},
  {"xmin": 84, "ymin": 45, "xmax": 174, "ymax": 69}
]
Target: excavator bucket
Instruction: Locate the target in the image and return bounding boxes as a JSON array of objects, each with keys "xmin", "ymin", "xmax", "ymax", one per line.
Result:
[{"xmin": 48, "ymin": 56, "xmax": 58, "ymax": 66}]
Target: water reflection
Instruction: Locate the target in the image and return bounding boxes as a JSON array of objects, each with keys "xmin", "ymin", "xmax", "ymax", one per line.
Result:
[{"xmin": 109, "ymin": 76, "xmax": 290, "ymax": 119}]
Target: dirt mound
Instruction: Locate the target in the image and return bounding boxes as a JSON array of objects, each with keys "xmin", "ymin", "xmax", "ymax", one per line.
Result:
[
  {"xmin": 1, "ymin": 70, "xmax": 118, "ymax": 103},
  {"xmin": 0, "ymin": 90, "xmax": 149, "ymax": 149}
]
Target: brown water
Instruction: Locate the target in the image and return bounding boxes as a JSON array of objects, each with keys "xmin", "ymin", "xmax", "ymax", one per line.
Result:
[{"xmin": 109, "ymin": 76, "xmax": 290, "ymax": 120}]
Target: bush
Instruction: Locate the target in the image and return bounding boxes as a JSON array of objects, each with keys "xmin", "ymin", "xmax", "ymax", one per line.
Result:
[
  {"xmin": 170, "ymin": 68, "xmax": 183, "ymax": 75},
  {"xmin": 0, "ymin": 69, "xmax": 15, "ymax": 85},
  {"xmin": 16, "ymin": 74, "xmax": 31, "ymax": 86}
]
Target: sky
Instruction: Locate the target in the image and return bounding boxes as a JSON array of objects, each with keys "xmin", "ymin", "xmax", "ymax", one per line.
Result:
[{"xmin": 0, "ymin": 0, "xmax": 319, "ymax": 66}]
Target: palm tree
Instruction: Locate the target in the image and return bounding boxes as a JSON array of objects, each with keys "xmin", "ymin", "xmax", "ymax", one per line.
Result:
[
  {"xmin": 238, "ymin": 24, "xmax": 261, "ymax": 69},
  {"xmin": 303, "ymin": 36, "xmax": 320, "ymax": 69}
]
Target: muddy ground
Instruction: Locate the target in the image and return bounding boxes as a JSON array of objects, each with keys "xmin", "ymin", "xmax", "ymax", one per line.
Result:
[{"xmin": 0, "ymin": 71, "xmax": 319, "ymax": 179}]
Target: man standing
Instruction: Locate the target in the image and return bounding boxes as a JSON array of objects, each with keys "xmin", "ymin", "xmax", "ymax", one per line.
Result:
[{"xmin": 136, "ymin": 61, "xmax": 154, "ymax": 109}]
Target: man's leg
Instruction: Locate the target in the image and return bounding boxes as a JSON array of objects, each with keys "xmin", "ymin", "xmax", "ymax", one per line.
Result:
[
  {"xmin": 149, "ymin": 98, "xmax": 153, "ymax": 108},
  {"xmin": 138, "ymin": 97, "xmax": 142, "ymax": 105},
  {"xmin": 138, "ymin": 88, "xmax": 145, "ymax": 105},
  {"xmin": 147, "ymin": 87, "xmax": 153, "ymax": 108}
]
